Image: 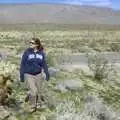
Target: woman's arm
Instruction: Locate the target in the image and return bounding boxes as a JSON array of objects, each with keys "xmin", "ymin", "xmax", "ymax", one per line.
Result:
[
  {"xmin": 42, "ymin": 52, "xmax": 50, "ymax": 81},
  {"xmin": 20, "ymin": 51, "xmax": 28, "ymax": 82}
]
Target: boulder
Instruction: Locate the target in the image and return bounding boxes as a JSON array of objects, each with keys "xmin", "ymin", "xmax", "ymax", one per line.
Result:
[
  {"xmin": 63, "ymin": 79, "xmax": 83, "ymax": 91},
  {"xmin": 48, "ymin": 67, "xmax": 59, "ymax": 77},
  {"xmin": 0, "ymin": 52, "xmax": 8, "ymax": 61},
  {"xmin": 55, "ymin": 84, "xmax": 68, "ymax": 93},
  {"xmin": 55, "ymin": 79, "xmax": 83, "ymax": 92}
]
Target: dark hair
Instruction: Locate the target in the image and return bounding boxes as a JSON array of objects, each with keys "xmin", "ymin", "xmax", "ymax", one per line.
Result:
[{"xmin": 32, "ymin": 37, "xmax": 44, "ymax": 50}]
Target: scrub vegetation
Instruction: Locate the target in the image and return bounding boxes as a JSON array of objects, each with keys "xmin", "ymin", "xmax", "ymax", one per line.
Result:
[{"xmin": 0, "ymin": 28, "xmax": 120, "ymax": 120}]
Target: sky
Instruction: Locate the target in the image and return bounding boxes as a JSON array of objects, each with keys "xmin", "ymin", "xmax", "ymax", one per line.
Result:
[{"xmin": 0, "ymin": 0, "xmax": 120, "ymax": 10}]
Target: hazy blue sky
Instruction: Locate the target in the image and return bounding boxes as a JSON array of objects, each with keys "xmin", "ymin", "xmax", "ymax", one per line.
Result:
[{"xmin": 0, "ymin": 0, "xmax": 119, "ymax": 10}]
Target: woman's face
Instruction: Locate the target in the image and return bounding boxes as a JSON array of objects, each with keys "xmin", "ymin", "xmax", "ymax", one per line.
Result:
[{"xmin": 29, "ymin": 40, "xmax": 37, "ymax": 49}]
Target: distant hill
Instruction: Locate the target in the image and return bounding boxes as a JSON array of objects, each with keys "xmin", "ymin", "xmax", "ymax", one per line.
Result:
[{"xmin": 0, "ymin": 3, "xmax": 120, "ymax": 25}]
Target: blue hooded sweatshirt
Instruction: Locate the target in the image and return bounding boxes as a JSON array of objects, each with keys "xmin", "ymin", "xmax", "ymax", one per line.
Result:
[{"xmin": 20, "ymin": 48, "xmax": 49, "ymax": 82}]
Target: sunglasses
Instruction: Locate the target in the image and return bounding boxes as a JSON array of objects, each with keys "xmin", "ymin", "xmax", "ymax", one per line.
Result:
[{"xmin": 29, "ymin": 41, "xmax": 36, "ymax": 44}]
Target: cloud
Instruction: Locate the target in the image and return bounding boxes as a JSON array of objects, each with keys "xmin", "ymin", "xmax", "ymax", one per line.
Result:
[
  {"xmin": 82, "ymin": 0, "xmax": 111, "ymax": 6},
  {"xmin": 63, "ymin": 0, "xmax": 111, "ymax": 7},
  {"xmin": 64, "ymin": 0, "xmax": 82, "ymax": 5}
]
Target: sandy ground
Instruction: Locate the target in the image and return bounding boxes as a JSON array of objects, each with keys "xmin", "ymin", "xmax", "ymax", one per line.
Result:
[{"xmin": 58, "ymin": 52, "xmax": 120, "ymax": 71}]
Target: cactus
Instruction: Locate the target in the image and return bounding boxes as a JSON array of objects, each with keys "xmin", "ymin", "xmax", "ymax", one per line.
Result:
[{"xmin": 0, "ymin": 61, "xmax": 16, "ymax": 105}]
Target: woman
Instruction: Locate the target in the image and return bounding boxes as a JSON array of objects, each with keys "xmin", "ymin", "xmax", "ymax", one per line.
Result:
[{"xmin": 20, "ymin": 37, "xmax": 49, "ymax": 111}]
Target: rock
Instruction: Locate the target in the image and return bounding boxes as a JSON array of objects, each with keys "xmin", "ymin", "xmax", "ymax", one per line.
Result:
[
  {"xmin": 0, "ymin": 106, "xmax": 11, "ymax": 120},
  {"xmin": 55, "ymin": 84, "xmax": 68, "ymax": 93},
  {"xmin": 48, "ymin": 67, "xmax": 59, "ymax": 77},
  {"xmin": 0, "ymin": 52, "xmax": 8, "ymax": 61},
  {"xmin": 63, "ymin": 79, "xmax": 83, "ymax": 91},
  {"xmin": 55, "ymin": 79, "xmax": 83, "ymax": 92}
]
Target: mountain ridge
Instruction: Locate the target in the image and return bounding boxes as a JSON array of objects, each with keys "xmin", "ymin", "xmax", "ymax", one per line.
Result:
[{"xmin": 0, "ymin": 3, "xmax": 120, "ymax": 25}]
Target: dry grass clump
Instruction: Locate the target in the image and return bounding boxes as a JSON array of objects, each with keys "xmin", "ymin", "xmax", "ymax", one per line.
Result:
[
  {"xmin": 87, "ymin": 53, "xmax": 114, "ymax": 81},
  {"xmin": 55, "ymin": 94, "xmax": 119, "ymax": 120}
]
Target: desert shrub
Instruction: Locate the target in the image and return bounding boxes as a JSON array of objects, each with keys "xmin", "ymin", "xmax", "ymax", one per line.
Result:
[
  {"xmin": 82, "ymin": 95, "xmax": 118, "ymax": 120},
  {"xmin": 55, "ymin": 92, "xmax": 82, "ymax": 120},
  {"xmin": 46, "ymin": 51, "xmax": 57, "ymax": 67},
  {"xmin": 46, "ymin": 51, "xmax": 67, "ymax": 67},
  {"xmin": 87, "ymin": 53, "xmax": 113, "ymax": 81},
  {"xmin": 110, "ymin": 43, "xmax": 120, "ymax": 52},
  {"xmin": 55, "ymin": 94, "xmax": 119, "ymax": 120},
  {"xmin": 100, "ymin": 87, "xmax": 120, "ymax": 110}
]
